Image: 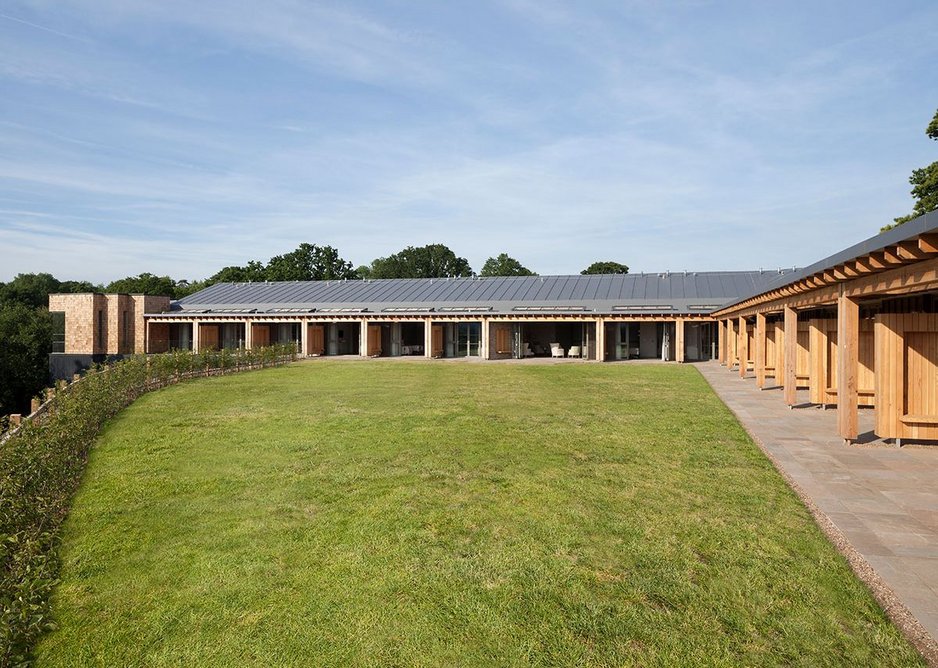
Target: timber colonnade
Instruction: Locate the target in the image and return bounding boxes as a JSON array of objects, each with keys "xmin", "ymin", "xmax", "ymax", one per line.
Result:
[
  {"xmin": 47, "ymin": 212, "xmax": 938, "ymax": 446},
  {"xmin": 713, "ymin": 213, "xmax": 938, "ymax": 447}
]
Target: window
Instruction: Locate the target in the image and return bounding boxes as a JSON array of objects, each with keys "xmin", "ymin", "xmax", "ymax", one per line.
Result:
[
  {"xmin": 51, "ymin": 312, "xmax": 65, "ymax": 353},
  {"xmin": 97, "ymin": 309, "xmax": 104, "ymax": 349},
  {"xmin": 122, "ymin": 310, "xmax": 131, "ymax": 351}
]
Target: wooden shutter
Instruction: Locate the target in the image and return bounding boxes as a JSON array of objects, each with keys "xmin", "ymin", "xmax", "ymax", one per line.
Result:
[
  {"xmin": 252, "ymin": 324, "xmax": 270, "ymax": 347},
  {"xmin": 495, "ymin": 326, "xmax": 511, "ymax": 354},
  {"xmin": 200, "ymin": 324, "xmax": 219, "ymax": 351},
  {"xmin": 432, "ymin": 325, "xmax": 444, "ymax": 357},
  {"xmin": 308, "ymin": 324, "xmax": 325, "ymax": 355},
  {"xmin": 368, "ymin": 325, "xmax": 382, "ymax": 356}
]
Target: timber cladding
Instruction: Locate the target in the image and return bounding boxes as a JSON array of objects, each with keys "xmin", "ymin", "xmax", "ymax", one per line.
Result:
[
  {"xmin": 875, "ymin": 313, "xmax": 938, "ymax": 441},
  {"xmin": 307, "ymin": 324, "xmax": 325, "ymax": 356},
  {"xmin": 807, "ymin": 318, "xmax": 875, "ymax": 407}
]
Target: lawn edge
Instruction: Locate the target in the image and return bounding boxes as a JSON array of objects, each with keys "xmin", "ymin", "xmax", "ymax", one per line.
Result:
[{"xmin": 693, "ymin": 364, "xmax": 938, "ymax": 668}]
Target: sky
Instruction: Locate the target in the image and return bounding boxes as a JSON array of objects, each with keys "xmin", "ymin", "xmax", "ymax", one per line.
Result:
[{"xmin": 1, "ymin": 1, "xmax": 937, "ymax": 284}]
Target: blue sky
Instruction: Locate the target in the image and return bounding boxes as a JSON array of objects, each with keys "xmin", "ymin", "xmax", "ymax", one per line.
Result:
[{"xmin": 1, "ymin": 1, "xmax": 936, "ymax": 283}]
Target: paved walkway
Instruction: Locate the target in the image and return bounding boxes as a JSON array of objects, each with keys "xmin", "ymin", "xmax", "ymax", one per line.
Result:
[{"xmin": 696, "ymin": 361, "xmax": 938, "ymax": 656}]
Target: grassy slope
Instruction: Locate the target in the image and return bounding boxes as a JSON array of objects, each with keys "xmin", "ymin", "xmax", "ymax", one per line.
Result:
[{"xmin": 35, "ymin": 361, "xmax": 921, "ymax": 667}]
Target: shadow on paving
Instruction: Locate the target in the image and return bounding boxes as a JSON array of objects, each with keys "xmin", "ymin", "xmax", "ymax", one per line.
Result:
[{"xmin": 696, "ymin": 361, "xmax": 938, "ymax": 664}]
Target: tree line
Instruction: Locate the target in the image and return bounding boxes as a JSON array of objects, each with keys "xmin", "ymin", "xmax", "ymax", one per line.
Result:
[
  {"xmin": 886, "ymin": 107, "xmax": 938, "ymax": 231},
  {"xmin": 0, "ymin": 246, "xmax": 628, "ymax": 416}
]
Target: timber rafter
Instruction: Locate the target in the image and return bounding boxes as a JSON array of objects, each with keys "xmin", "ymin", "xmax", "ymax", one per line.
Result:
[{"xmin": 713, "ymin": 233, "xmax": 938, "ymax": 319}]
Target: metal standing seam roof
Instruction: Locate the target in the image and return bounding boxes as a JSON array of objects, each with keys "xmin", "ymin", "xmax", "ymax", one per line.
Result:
[
  {"xmin": 169, "ymin": 271, "xmax": 795, "ymax": 316},
  {"xmin": 718, "ymin": 210, "xmax": 938, "ymax": 311}
]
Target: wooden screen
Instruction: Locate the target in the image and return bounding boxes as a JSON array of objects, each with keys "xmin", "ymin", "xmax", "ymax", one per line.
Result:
[
  {"xmin": 307, "ymin": 324, "xmax": 325, "ymax": 356},
  {"xmin": 367, "ymin": 325, "xmax": 382, "ymax": 357},
  {"xmin": 796, "ymin": 320, "xmax": 810, "ymax": 388},
  {"xmin": 875, "ymin": 313, "xmax": 938, "ymax": 441},
  {"xmin": 807, "ymin": 318, "xmax": 875, "ymax": 407},
  {"xmin": 746, "ymin": 324, "xmax": 755, "ymax": 369},
  {"xmin": 431, "ymin": 325, "xmax": 444, "ymax": 358},
  {"xmin": 252, "ymin": 324, "xmax": 270, "ymax": 348},
  {"xmin": 494, "ymin": 325, "xmax": 512, "ymax": 355},
  {"xmin": 199, "ymin": 324, "xmax": 219, "ymax": 351}
]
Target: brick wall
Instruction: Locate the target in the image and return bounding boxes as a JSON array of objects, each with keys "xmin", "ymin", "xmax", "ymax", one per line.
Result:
[{"xmin": 49, "ymin": 293, "xmax": 171, "ymax": 355}]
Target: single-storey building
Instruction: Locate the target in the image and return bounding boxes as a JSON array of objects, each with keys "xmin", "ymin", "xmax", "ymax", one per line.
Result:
[
  {"xmin": 48, "ymin": 270, "xmax": 789, "ymax": 377},
  {"xmin": 47, "ymin": 210, "xmax": 938, "ymax": 444}
]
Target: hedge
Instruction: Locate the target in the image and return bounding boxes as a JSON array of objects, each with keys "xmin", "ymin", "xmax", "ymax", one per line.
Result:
[{"xmin": 0, "ymin": 345, "xmax": 296, "ymax": 666}]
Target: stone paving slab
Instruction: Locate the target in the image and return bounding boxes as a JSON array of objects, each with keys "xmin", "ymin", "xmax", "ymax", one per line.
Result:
[{"xmin": 696, "ymin": 361, "xmax": 938, "ymax": 659}]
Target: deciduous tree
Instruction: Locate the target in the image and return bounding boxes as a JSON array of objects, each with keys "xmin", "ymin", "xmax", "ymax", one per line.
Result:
[
  {"xmin": 265, "ymin": 244, "xmax": 356, "ymax": 281},
  {"xmin": 367, "ymin": 244, "xmax": 472, "ymax": 279},
  {"xmin": 581, "ymin": 261, "xmax": 629, "ymax": 275},
  {"xmin": 479, "ymin": 253, "xmax": 536, "ymax": 277},
  {"xmin": 888, "ymin": 108, "xmax": 938, "ymax": 230}
]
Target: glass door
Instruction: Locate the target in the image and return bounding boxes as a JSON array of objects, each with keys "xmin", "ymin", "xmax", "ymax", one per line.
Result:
[{"xmin": 456, "ymin": 322, "xmax": 481, "ymax": 356}]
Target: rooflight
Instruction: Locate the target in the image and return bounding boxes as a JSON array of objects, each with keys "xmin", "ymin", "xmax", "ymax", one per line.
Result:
[
  {"xmin": 382, "ymin": 307, "xmax": 435, "ymax": 313},
  {"xmin": 512, "ymin": 306, "xmax": 591, "ymax": 312},
  {"xmin": 613, "ymin": 305, "xmax": 674, "ymax": 311},
  {"xmin": 317, "ymin": 307, "xmax": 369, "ymax": 313},
  {"xmin": 437, "ymin": 306, "xmax": 493, "ymax": 313}
]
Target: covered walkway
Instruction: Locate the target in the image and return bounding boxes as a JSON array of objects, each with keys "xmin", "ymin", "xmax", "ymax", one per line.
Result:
[{"xmin": 697, "ymin": 361, "xmax": 938, "ymax": 662}]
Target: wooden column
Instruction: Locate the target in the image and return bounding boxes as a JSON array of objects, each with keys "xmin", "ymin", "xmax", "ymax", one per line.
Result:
[
  {"xmin": 191, "ymin": 320, "xmax": 200, "ymax": 352},
  {"xmin": 596, "ymin": 318, "xmax": 606, "ymax": 361},
  {"xmin": 244, "ymin": 319, "xmax": 253, "ymax": 350},
  {"xmin": 480, "ymin": 318, "xmax": 490, "ymax": 360},
  {"xmin": 738, "ymin": 316, "xmax": 747, "ymax": 378},
  {"xmin": 718, "ymin": 320, "xmax": 726, "ymax": 364},
  {"xmin": 360, "ymin": 319, "xmax": 369, "ymax": 357},
  {"xmin": 808, "ymin": 319, "xmax": 823, "ymax": 405},
  {"xmin": 726, "ymin": 319, "xmax": 736, "ymax": 370},
  {"xmin": 837, "ymin": 293, "xmax": 860, "ymax": 443},
  {"xmin": 424, "ymin": 318, "xmax": 434, "ymax": 359},
  {"xmin": 784, "ymin": 306, "xmax": 798, "ymax": 406},
  {"xmin": 300, "ymin": 318, "xmax": 309, "ymax": 357},
  {"xmin": 675, "ymin": 318, "xmax": 685, "ymax": 363},
  {"xmin": 755, "ymin": 312, "xmax": 766, "ymax": 388}
]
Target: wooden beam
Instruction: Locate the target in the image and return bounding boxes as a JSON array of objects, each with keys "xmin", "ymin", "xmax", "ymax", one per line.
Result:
[
  {"xmin": 738, "ymin": 316, "xmax": 747, "ymax": 379},
  {"xmin": 784, "ymin": 307, "xmax": 798, "ymax": 406},
  {"xmin": 882, "ymin": 247, "xmax": 906, "ymax": 265},
  {"xmin": 851, "ymin": 257, "xmax": 875, "ymax": 274},
  {"xmin": 837, "ymin": 293, "xmax": 859, "ymax": 443},
  {"xmin": 755, "ymin": 312, "xmax": 766, "ymax": 388},
  {"xmin": 866, "ymin": 252, "xmax": 888, "ymax": 270},
  {"xmin": 918, "ymin": 233, "xmax": 938, "ymax": 254},
  {"xmin": 897, "ymin": 240, "xmax": 929, "ymax": 260}
]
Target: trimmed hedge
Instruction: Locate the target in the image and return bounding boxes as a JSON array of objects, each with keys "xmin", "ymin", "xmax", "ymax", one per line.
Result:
[{"xmin": 0, "ymin": 345, "xmax": 296, "ymax": 666}]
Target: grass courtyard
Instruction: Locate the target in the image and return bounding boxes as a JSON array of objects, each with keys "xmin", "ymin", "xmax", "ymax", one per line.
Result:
[{"xmin": 35, "ymin": 360, "xmax": 921, "ymax": 666}]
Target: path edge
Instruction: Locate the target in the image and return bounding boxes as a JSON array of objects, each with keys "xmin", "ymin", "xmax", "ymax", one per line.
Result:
[{"xmin": 695, "ymin": 364, "xmax": 938, "ymax": 667}]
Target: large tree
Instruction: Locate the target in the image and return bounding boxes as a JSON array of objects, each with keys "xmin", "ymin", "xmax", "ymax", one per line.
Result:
[
  {"xmin": 366, "ymin": 244, "xmax": 473, "ymax": 279},
  {"xmin": 888, "ymin": 108, "xmax": 938, "ymax": 230},
  {"xmin": 209, "ymin": 260, "xmax": 268, "ymax": 284},
  {"xmin": 0, "ymin": 302, "xmax": 52, "ymax": 415},
  {"xmin": 581, "ymin": 261, "xmax": 629, "ymax": 275},
  {"xmin": 265, "ymin": 243, "xmax": 357, "ymax": 282},
  {"xmin": 0, "ymin": 273, "xmax": 99, "ymax": 309},
  {"xmin": 479, "ymin": 253, "xmax": 536, "ymax": 277},
  {"xmin": 105, "ymin": 273, "xmax": 177, "ymax": 297}
]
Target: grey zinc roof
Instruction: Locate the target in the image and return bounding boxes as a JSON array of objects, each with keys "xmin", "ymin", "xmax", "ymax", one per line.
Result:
[
  {"xmin": 719, "ymin": 210, "xmax": 938, "ymax": 311},
  {"xmin": 171, "ymin": 270, "xmax": 794, "ymax": 316}
]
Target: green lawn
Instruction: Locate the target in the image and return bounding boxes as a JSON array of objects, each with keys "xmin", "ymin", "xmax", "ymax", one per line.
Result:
[{"xmin": 35, "ymin": 360, "xmax": 921, "ymax": 667}]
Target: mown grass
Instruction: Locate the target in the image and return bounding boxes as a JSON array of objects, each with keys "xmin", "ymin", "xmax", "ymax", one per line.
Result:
[{"xmin": 34, "ymin": 360, "xmax": 922, "ymax": 666}]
